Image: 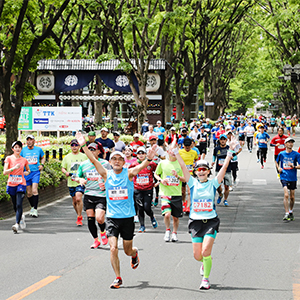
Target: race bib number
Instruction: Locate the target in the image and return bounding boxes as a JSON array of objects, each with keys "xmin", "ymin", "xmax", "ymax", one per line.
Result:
[
  {"xmin": 200, "ymin": 138, "xmax": 206, "ymax": 142},
  {"xmin": 108, "ymin": 187, "xmax": 128, "ymax": 200},
  {"xmin": 259, "ymin": 139, "xmax": 265, "ymax": 143},
  {"xmin": 27, "ymin": 157, "xmax": 38, "ymax": 164},
  {"xmin": 283, "ymin": 163, "xmax": 293, "ymax": 170},
  {"xmin": 166, "ymin": 176, "xmax": 180, "ymax": 186},
  {"xmin": 278, "ymin": 144, "xmax": 285, "ymax": 149},
  {"xmin": 86, "ymin": 171, "xmax": 101, "ymax": 181},
  {"xmin": 218, "ymin": 159, "xmax": 225, "ymax": 166},
  {"xmin": 136, "ymin": 176, "xmax": 149, "ymax": 185},
  {"xmin": 8, "ymin": 175, "xmax": 22, "ymax": 184},
  {"xmin": 193, "ymin": 199, "xmax": 213, "ymax": 212},
  {"xmin": 186, "ymin": 164, "xmax": 193, "ymax": 171}
]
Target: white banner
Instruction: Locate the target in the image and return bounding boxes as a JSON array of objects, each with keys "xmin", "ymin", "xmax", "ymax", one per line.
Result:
[{"xmin": 19, "ymin": 107, "xmax": 82, "ymax": 131}]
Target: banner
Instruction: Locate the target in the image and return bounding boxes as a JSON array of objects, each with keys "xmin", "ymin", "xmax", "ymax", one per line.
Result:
[{"xmin": 18, "ymin": 107, "xmax": 82, "ymax": 131}]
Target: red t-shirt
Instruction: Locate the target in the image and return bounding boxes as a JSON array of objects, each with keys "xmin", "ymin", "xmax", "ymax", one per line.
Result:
[
  {"xmin": 5, "ymin": 155, "xmax": 28, "ymax": 186},
  {"xmin": 270, "ymin": 134, "xmax": 287, "ymax": 155},
  {"xmin": 130, "ymin": 141, "xmax": 145, "ymax": 157},
  {"xmin": 129, "ymin": 161, "xmax": 157, "ymax": 190},
  {"xmin": 215, "ymin": 129, "xmax": 225, "ymax": 139}
]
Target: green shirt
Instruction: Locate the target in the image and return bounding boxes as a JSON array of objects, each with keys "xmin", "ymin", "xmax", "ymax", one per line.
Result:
[
  {"xmin": 77, "ymin": 158, "xmax": 111, "ymax": 197},
  {"xmin": 61, "ymin": 152, "xmax": 87, "ymax": 187},
  {"xmin": 285, "ymin": 119, "xmax": 292, "ymax": 127},
  {"xmin": 155, "ymin": 159, "xmax": 183, "ymax": 196}
]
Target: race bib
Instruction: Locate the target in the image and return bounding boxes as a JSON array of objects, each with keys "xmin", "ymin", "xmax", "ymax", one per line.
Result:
[
  {"xmin": 86, "ymin": 171, "xmax": 101, "ymax": 181},
  {"xmin": 218, "ymin": 159, "xmax": 225, "ymax": 166},
  {"xmin": 200, "ymin": 138, "xmax": 206, "ymax": 142},
  {"xmin": 283, "ymin": 163, "xmax": 293, "ymax": 170},
  {"xmin": 136, "ymin": 175, "xmax": 149, "ymax": 185},
  {"xmin": 186, "ymin": 164, "xmax": 193, "ymax": 171},
  {"xmin": 108, "ymin": 187, "xmax": 128, "ymax": 200},
  {"xmin": 278, "ymin": 144, "xmax": 285, "ymax": 149},
  {"xmin": 193, "ymin": 199, "xmax": 213, "ymax": 212},
  {"xmin": 259, "ymin": 139, "xmax": 265, "ymax": 143},
  {"xmin": 8, "ymin": 175, "xmax": 22, "ymax": 184},
  {"xmin": 27, "ymin": 157, "xmax": 38, "ymax": 164},
  {"xmin": 166, "ymin": 176, "xmax": 180, "ymax": 186}
]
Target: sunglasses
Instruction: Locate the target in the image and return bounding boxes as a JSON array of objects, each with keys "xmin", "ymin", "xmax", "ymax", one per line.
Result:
[
  {"xmin": 196, "ymin": 167, "xmax": 208, "ymax": 172},
  {"xmin": 137, "ymin": 152, "xmax": 146, "ymax": 155},
  {"xmin": 71, "ymin": 144, "xmax": 79, "ymax": 147}
]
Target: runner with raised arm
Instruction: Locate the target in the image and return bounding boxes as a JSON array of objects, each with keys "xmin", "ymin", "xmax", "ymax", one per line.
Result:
[{"xmin": 171, "ymin": 135, "xmax": 238, "ymax": 290}]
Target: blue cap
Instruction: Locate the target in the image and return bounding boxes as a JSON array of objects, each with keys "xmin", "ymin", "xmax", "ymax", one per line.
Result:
[{"xmin": 220, "ymin": 134, "xmax": 227, "ymax": 139}]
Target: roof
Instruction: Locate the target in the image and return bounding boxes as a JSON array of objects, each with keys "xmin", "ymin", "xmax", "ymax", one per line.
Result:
[{"xmin": 37, "ymin": 59, "xmax": 166, "ymax": 71}]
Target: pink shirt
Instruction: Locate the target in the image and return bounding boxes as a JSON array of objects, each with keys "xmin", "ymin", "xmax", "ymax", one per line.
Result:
[
  {"xmin": 124, "ymin": 157, "xmax": 137, "ymax": 168},
  {"xmin": 5, "ymin": 155, "xmax": 28, "ymax": 186}
]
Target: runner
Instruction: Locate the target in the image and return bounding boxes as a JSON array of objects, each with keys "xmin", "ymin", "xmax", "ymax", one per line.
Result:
[
  {"xmin": 275, "ymin": 137, "xmax": 300, "ymax": 221},
  {"xmin": 154, "ymin": 142, "xmax": 184, "ymax": 242},
  {"xmin": 255, "ymin": 125, "xmax": 270, "ymax": 169},
  {"xmin": 244, "ymin": 121, "xmax": 255, "ymax": 153},
  {"xmin": 130, "ymin": 133, "xmax": 144, "ymax": 157},
  {"xmin": 270, "ymin": 115, "xmax": 276, "ymax": 133},
  {"xmin": 76, "ymin": 143, "xmax": 112, "ymax": 248},
  {"xmin": 124, "ymin": 146, "xmax": 137, "ymax": 168},
  {"xmin": 147, "ymin": 135, "xmax": 166, "ymax": 207},
  {"xmin": 237, "ymin": 121, "xmax": 245, "ymax": 147},
  {"xmin": 96, "ymin": 127, "xmax": 115, "ymax": 160},
  {"xmin": 20, "ymin": 135, "xmax": 45, "ymax": 217},
  {"xmin": 61, "ymin": 139, "xmax": 87, "ymax": 226},
  {"xmin": 179, "ymin": 138, "xmax": 198, "ymax": 213},
  {"xmin": 285, "ymin": 116, "xmax": 292, "ymax": 136},
  {"xmin": 4, "ymin": 141, "xmax": 30, "ymax": 233},
  {"xmin": 112, "ymin": 131, "xmax": 125, "ymax": 152},
  {"xmin": 165, "ymin": 126, "xmax": 179, "ymax": 147},
  {"xmin": 172, "ymin": 135, "xmax": 238, "ymax": 289},
  {"xmin": 197, "ymin": 126, "xmax": 208, "ymax": 160},
  {"xmin": 154, "ymin": 120, "xmax": 166, "ymax": 146},
  {"xmin": 212, "ymin": 134, "xmax": 232, "ymax": 206},
  {"xmin": 81, "ymin": 131, "xmax": 105, "ymax": 159},
  {"xmin": 130, "ymin": 147, "xmax": 158, "ymax": 232},
  {"xmin": 76, "ymin": 131, "xmax": 157, "ymax": 289},
  {"xmin": 270, "ymin": 127, "xmax": 287, "ymax": 176}
]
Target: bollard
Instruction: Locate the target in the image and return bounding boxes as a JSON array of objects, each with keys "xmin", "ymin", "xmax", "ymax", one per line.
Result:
[
  {"xmin": 59, "ymin": 148, "xmax": 63, "ymax": 160},
  {"xmin": 45, "ymin": 150, "xmax": 49, "ymax": 162},
  {"xmin": 52, "ymin": 149, "xmax": 56, "ymax": 159}
]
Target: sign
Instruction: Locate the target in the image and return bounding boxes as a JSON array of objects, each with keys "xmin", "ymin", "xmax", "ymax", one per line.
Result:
[
  {"xmin": 205, "ymin": 102, "xmax": 214, "ymax": 106},
  {"xmin": 18, "ymin": 107, "xmax": 82, "ymax": 131}
]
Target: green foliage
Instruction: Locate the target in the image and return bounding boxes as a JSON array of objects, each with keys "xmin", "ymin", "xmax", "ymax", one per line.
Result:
[{"xmin": 39, "ymin": 159, "xmax": 65, "ymax": 189}]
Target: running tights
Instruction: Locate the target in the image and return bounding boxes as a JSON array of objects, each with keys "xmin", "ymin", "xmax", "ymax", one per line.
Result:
[
  {"xmin": 247, "ymin": 136, "xmax": 253, "ymax": 151},
  {"xmin": 11, "ymin": 192, "xmax": 25, "ymax": 223},
  {"xmin": 88, "ymin": 217, "xmax": 106, "ymax": 238},
  {"xmin": 134, "ymin": 189, "xmax": 154, "ymax": 226},
  {"xmin": 257, "ymin": 148, "xmax": 267, "ymax": 165}
]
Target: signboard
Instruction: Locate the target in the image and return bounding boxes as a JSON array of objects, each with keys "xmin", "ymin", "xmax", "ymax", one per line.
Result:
[
  {"xmin": 205, "ymin": 102, "xmax": 214, "ymax": 106},
  {"xmin": 18, "ymin": 107, "xmax": 82, "ymax": 131}
]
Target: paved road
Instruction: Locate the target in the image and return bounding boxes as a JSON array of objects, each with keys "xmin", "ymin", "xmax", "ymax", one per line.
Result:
[{"xmin": 1, "ymin": 134, "xmax": 300, "ymax": 300}]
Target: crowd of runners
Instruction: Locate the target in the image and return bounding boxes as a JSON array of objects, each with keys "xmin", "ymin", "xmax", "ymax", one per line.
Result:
[{"xmin": 4, "ymin": 112, "xmax": 300, "ymax": 290}]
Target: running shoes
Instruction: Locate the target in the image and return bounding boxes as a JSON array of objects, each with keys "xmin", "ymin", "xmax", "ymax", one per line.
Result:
[
  {"xmin": 32, "ymin": 209, "xmax": 38, "ymax": 218},
  {"xmin": 283, "ymin": 213, "xmax": 290, "ymax": 221},
  {"xmin": 29, "ymin": 207, "xmax": 34, "ymax": 216},
  {"xmin": 164, "ymin": 230, "xmax": 171, "ymax": 242},
  {"xmin": 90, "ymin": 238, "xmax": 101, "ymax": 249},
  {"xmin": 131, "ymin": 247, "xmax": 139, "ymax": 269},
  {"xmin": 289, "ymin": 213, "xmax": 295, "ymax": 221},
  {"xmin": 217, "ymin": 194, "xmax": 223, "ymax": 204},
  {"xmin": 76, "ymin": 215, "xmax": 83, "ymax": 226},
  {"xmin": 20, "ymin": 214, "xmax": 26, "ymax": 229},
  {"xmin": 100, "ymin": 231, "xmax": 108, "ymax": 245},
  {"xmin": 224, "ymin": 200, "xmax": 229, "ymax": 206},
  {"xmin": 12, "ymin": 223, "xmax": 19, "ymax": 234},
  {"xmin": 171, "ymin": 232, "xmax": 178, "ymax": 242},
  {"xmin": 110, "ymin": 278, "xmax": 123, "ymax": 289},
  {"xmin": 151, "ymin": 217, "xmax": 158, "ymax": 228},
  {"xmin": 200, "ymin": 278, "xmax": 211, "ymax": 290},
  {"xmin": 138, "ymin": 226, "xmax": 145, "ymax": 233}
]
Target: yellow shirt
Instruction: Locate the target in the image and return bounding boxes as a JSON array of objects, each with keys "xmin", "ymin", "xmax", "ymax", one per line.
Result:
[{"xmin": 179, "ymin": 149, "xmax": 198, "ymax": 173}]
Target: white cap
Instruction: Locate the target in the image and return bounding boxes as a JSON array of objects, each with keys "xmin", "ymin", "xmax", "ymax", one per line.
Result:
[
  {"xmin": 110, "ymin": 151, "xmax": 126, "ymax": 160},
  {"xmin": 170, "ymin": 127, "xmax": 176, "ymax": 131},
  {"xmin": 101, "ymin": 127, "xmax": 109, "ymax": 132},
  {"xmin": 225, "ymin": 125, "xmax": 232, "ymax": 130},
  {"xmin": 206, "ymin": 118, "xmax": 210, "ymax": 122},
  {"xmin": 133, "ymin": 133, "xmax": 140, "ymax": 138},
  {"xmin": 136, "ymin": 146, "xmax": 146, "ymax": 154},
  {"xmin": 157, "ymin": 120, "xmax": 161, "ymax": 124}
]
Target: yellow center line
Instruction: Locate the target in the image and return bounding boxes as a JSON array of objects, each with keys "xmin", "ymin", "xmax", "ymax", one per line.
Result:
[
  {"xmin": 294, "ymin": 283, "xmax": 300, "ymax": 300},
  {"xmin": 7, "ymin": 276, "xmax": 61, "ymax": 300}
]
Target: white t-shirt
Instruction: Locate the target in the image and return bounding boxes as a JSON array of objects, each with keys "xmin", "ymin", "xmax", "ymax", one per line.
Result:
[{"xmin": 244, "ymin": 126, "xmax": 255, "ymax": 137}]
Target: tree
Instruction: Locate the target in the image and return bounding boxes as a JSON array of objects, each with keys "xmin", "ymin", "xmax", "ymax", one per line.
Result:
[{"xmin": 0, "ymin": 0, "xmax": 72, "ymax": 155}]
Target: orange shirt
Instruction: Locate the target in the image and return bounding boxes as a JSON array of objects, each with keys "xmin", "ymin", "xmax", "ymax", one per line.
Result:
[{"xmin": 5, "ymin": 155, "xmax": 28, "ymax": 186}]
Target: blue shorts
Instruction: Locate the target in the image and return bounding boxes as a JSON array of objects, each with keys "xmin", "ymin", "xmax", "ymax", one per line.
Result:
[
  {"xmin": 281, "ymin": 180, "xmax": 297, "ymax": 190},
  {"xmin": 24, "ymin": 170, "xmax": 41, "ymax": 186},
  {"xmin": 6, "ymin": 185, "xmax": 27, "ymax": 196},
  {"xmin": 68, "ymin": 185, "xmax": 85, "ymax": 197},
  {"xmin": 286, "ymin": 127, "xmax": 291, "ymax": 131}
]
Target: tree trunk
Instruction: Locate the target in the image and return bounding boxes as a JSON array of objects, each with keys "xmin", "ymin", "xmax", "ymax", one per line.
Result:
[{"xmin": 164, "ymin": 89, "xmax": 172, "ymax": 123}]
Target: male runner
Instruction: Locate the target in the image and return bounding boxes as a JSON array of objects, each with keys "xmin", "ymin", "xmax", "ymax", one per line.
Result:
[
  {"xmin": 76, "ymin": 143, "xmax": 111, "ymax": 248},
  {"xmin": 20, "ymin": 135, "xmax": 45, "ymax": 217},
  {"xmin": 96, "ymin": 127, "xmax": 115, "ymax": 160},
  {"xmin": 154, "ymin": 143, "xmax": 184, "ymax": 242},
  {"xmin": 76, "ymin": 131, "xmax": 157, "ymax": 289},
  {"xmin": 61, "ymin": 139, "xmax": 87, "ymax": 226},
  {"xmin": 275, "ymin": 137, "xmax": 300, "ymax": 221},
  {"xmin": 255, "ymin": 125, "xmax": 270, "ymax": 169}
]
